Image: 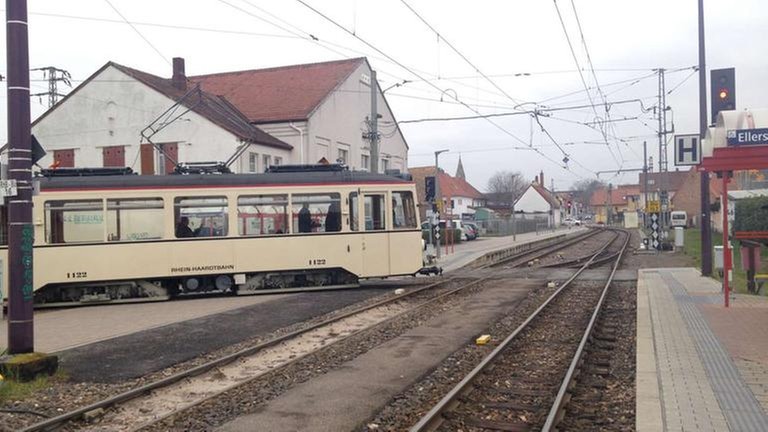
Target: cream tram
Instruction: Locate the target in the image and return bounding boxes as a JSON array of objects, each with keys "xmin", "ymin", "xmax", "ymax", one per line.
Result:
[{"xmin": 1, "ymin": 165, "xmax": 424, "ymax": 306}]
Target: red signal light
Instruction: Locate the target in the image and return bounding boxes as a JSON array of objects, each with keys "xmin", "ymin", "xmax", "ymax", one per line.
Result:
[{"xmin": 719, "ymin": 89, "xmax": 729, "ymax": 99}]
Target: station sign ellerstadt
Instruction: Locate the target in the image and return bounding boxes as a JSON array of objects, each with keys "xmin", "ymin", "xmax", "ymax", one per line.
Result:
[{"xmin": 726, "ymin": 128, "xmax": 768, "ymax": 147}]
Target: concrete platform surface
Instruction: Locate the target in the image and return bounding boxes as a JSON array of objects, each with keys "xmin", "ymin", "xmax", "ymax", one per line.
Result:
[
  {"xmin": 438, "ymin": 227, "xmax": 581, "ymax": 273},
  {"xmin": 637, "ymin": 268, "xmax": 768, "ymax": 432}
]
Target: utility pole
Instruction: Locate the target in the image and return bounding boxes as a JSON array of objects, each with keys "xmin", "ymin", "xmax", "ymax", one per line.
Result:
[
  {"xmin": 369, "ymin": 70, "xmax": 380, "ymax": 173},
  {"xmin": 6, "ymin": 0, "xmax": 35, "ymax": 353},
  {"xmin": 698, "ymin": 0, "xmax": 713, "ymax": 276},
  {"xmin": 30, "ymin": 66, "xmax": 71, "ymax": 108},
  {"xmin": 643, "ymin": 141, "xmax": 648, "ymax": 228},
  {"xmin": 434, "ymin": 149, "xmax": 448, "ymax": 259},
  {"xmin": 550, "ymin": 177, "xmax": 555, "ymax": 228},
  {"xmin": 657, "ymin": 68, "xmax": 670, "ymax": 236}
]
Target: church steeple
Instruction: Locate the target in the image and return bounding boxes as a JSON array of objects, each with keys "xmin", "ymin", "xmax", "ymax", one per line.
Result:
[{"xmin": 455, "ymin": 155, "xmax": 466, "ymax": 180}]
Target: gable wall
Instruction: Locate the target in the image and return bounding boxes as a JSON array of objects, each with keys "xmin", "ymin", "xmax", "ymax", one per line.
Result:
[
  {"xmin": 306, "ymin": 62, "xmax": 408, "ymax": 172},
  {"xmin": 32, "ymin": 66, "xmax": 289, "ymax": 173},
  {"xmin": 516, "ymin": 186, "xmax": 551, "ymax": 213}
]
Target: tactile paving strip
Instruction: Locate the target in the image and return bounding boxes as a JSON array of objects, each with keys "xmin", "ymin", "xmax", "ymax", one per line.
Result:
[{"xmin": 661, "ymin": 271, "xmax": 768, "ymax": 431}]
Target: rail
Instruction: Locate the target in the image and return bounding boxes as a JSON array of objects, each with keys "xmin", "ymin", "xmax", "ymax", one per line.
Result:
[{"xmin": 409, "ymin": 229, "xmax": 629, "ymax": 432}]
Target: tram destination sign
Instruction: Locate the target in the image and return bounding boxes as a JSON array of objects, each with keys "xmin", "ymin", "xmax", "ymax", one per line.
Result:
[{"xmin": 726, "ymin": 128, "xmax": 768, "ymax": 147}]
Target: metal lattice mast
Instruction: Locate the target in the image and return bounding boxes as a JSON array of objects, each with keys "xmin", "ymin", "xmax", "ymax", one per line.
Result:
[{"xmin": 30, "ymin": 66, "xmax": 71, "ymax": 108}]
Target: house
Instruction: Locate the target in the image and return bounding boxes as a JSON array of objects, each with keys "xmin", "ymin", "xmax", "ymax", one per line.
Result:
[
  {"xmin": 514, "ymin": 172, "xmax": 562, "ymax": 227},
  {"xmin": 409, "ymin": 161, "xmax": 485, "ymax": 220},
  {"xmin": 590, "ymin": 184, "xmax": 641, "ymax": 224},
  {"xmin": 637, "ymin": 170, "xmax": 689, "ymax": 211},
  {"xmin": 32, "ymin": 57, "xmax": 408, "ymax": 174},
  {"xmin": 666, "ymin": 167, "xmax": 730, "ymax": 227}
]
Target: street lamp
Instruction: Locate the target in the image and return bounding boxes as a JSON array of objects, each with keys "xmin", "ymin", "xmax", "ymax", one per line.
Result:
[{"xmin": 434, "ymin": 149, "xmax": 449, "ymax": 259}]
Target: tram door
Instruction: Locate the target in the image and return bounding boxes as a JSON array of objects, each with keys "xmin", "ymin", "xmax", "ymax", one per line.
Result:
[{"xmin": 360, "ymin": 192, "xmax": 390, "ymax": 277}]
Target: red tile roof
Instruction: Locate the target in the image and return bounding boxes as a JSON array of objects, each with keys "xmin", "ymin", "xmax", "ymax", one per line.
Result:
[
  {"xmin": 530, "ymin": 182, "xmax": 561, "ymax": 208},
  {"xmin": 32, "ymin": 61, "xmax": 292, "ymax": 151},
  {"xmin": 189, "ymin": 58, "xmax": 365, "ymax": 123},
  {"xmin": 590, "ymin": 184, "xmax": 641, "ymax": 206},
  {"xmin": 409, "ymin": 166, "xmax": 484, "ymax": 199},
  {"xmin": 112, "ymin": 63, "xmax": 292, "ymax": 150}
]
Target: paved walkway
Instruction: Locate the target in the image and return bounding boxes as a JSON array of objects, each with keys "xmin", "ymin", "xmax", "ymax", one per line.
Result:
[
  {"xmin": 437, "ymin": 227, "xmax": 581, "ymax": 272},
  {"xmin": 637, "ymin": 267, "xmax": 768, "ymax": 432}
]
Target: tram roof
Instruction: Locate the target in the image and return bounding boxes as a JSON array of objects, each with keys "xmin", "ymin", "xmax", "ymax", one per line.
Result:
[{"xmin": 38, "ymin": 170, "xmax": 413, "ymax": 191}]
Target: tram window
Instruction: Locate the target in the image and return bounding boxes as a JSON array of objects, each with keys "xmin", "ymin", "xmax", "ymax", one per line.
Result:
[
  {"xmin": 45, "ymin": 200, "xmax": 104, "ymax": 244},
  {"xmin": 237, "ymin": 195, "xmax": 288, "ymax": 235},
  {"xmin": 107, "ymin": 198, "xmax": 164, "ymax": 241},
  {"xmin": 349, "ymin": 193, "xmax": 359, "ymax": 231},
  {"xmin": 174, "ymin": 196, "xmax": 228, "ymax": 238},
  {"xmin": 364, "ymin": 194, "xmax": 386, "ymax": 231},
  {"xmin": 291, "ymin": 193, "xmax": 341, "ymax": 234},
  {"xmin": 392, "ymin": 191, "xmax": 418, "ymax": 229}
]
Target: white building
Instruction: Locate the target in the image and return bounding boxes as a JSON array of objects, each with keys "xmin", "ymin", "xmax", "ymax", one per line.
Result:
[{"xmin": 32, "ymin": 57, "xmax": 409, "ymax": 174}]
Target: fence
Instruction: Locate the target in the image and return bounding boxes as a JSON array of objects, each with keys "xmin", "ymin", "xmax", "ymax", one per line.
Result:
[{"xmin": 475, "ymin": 215, "xmax": 553, "ymax": 237}]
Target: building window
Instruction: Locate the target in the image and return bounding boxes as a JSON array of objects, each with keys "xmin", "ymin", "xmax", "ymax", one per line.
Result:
[
  {"xmin": 248, "ymin": 152, "xmax": 258, "ymax": 173},
  {"xmin": 337, "ymin": 148, "xmax": 348, "ymax": 164},
  {"xmin": 381, "ymin": 158, "xmax": 390, "ymax": 172},
  {"xmin": 107, "ymin": 198, "xmax": 164, "ymax": 241},
  {"xmin": 274, "ymin": 157, "xmax": 283, "ymax": 166},
  {"xmin": 174, "ymin": 197, "xmax": 228, "ymax": 238},
  {"xmin": 458, "ymin": 199, "xmax": 463, "ymax": 205},
  {"xmin": 361, "ymin": 154, "xmax": 370, "ymax": 171},
  {"xmin": 263, "ymin": 154, "xmax": 272, "ymax": 171},
  {"xmin": 53, "ymin": 149, "xmax": 75, "ymax": 168},
  {"xmin": 238, "ymin": 195, "xmax": 288, "ymax": 236}
]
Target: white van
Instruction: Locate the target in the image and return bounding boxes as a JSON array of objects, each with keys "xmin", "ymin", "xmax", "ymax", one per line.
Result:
[{"xmin": 671, "ymin": 210, "xmax": 687, "ymax": 228}]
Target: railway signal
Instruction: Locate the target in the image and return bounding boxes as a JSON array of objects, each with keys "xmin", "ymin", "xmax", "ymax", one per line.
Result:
[
  {"xmin": 425, "ymin": 176, "xmax": 435, "ymax": 202},
  {"xmin": 710, "ymin": 68, "xmax": 735, "ymax": 123}
]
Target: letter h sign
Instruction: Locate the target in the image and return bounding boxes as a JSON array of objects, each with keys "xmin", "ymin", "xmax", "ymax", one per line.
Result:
[{"xmin": 674, "ymin": 134, "xmax": 701, "ymax": 166}]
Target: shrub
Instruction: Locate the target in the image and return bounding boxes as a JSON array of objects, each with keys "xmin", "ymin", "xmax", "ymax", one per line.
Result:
[{"xmin": 733, "ymin": 196, "xmax": 768, "ymax": 243}]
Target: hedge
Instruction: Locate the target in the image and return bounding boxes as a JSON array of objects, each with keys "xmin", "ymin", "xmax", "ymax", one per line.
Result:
[{"xmin": 733, "ymin": 196, "xmax": 768, "ymax": 233}]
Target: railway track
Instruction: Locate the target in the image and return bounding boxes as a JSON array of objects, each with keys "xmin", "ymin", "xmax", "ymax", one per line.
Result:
[
  {"xmin": 409, "ymin": 228, "xmax": 630, "ymax": 432},
  {"xmin": 19, "ymin": 229, "xmax": 611, "ymax": 432}
]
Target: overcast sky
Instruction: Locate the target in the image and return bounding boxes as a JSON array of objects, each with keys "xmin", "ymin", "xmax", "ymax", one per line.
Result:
[{"xmin": 1, "ymin": 0, "xmax": 766, "ymax": 191}]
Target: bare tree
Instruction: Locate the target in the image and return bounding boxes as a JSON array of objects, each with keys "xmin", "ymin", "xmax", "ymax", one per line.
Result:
[
  {"xmin": 572, "ymin": 179, "xmax": 604, "ymax": 209},
  {"xmin": 486, "ymin": 170, "xmax": 527, "ymax": 207}
]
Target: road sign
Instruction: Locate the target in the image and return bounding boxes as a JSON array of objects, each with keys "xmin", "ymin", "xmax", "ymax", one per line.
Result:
[
  {"xmin": 650, "ymin": 213, "xmax": 661, "ymax": 250},
  {"xmin": 726, "ymin": 128, "xmax": 768, "ymax": 146},
  {"xmin": 674, "ymin": 134, "xmax": 701, "ymax": 166},
  {"xmin": 647, "ymin": 200, "xmax": 661, "ymax": 213},
  {"xmin": 0, "ymin": 180, "xmax": 17, "ymax": 198}
]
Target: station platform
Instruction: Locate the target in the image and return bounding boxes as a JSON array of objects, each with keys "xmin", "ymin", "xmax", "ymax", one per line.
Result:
[
  {"xmin": 637, "ymin": 267, "xmax": 768, "ymax": 431},
  {"xmin": 436, "ymin": 227, "xmax": 580, "ymax": 273}
]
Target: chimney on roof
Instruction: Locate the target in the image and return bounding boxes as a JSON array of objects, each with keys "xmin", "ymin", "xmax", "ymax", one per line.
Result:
[
  {"xmin": 172, "ymin": 57, "xmax": 186, "ymax": 91},
  {"xmin": 539, "ymin": 170, "xmax": 544, "ymax": 186}
]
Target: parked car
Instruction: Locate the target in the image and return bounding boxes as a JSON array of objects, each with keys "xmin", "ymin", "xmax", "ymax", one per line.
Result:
[
  {"xmin": 463, "ymin": 222, "xmax": 480, "ymax": 239},
  {"xmin": 564, "ymin": 217, "xmax": 581, "ymax": 227}
]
